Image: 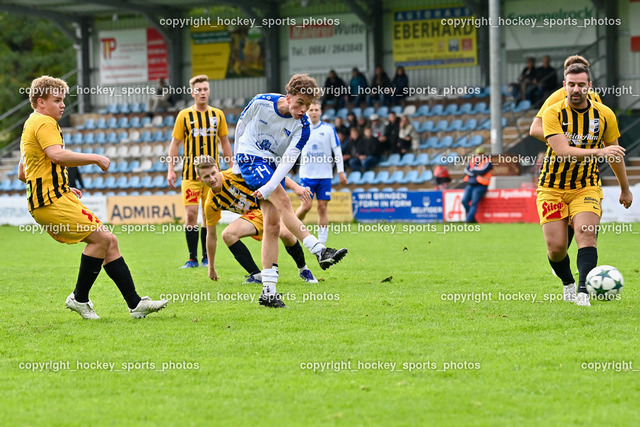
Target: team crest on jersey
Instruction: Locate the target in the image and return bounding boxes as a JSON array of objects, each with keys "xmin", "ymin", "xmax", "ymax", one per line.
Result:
[
  {"xmin": 256, "ymin": 139, "xmax": 272, "ymax": 151},
  {"xmin": 283, "ymin": 128, "xmax": 291, "ymax": 137},
  {"xmin": 589, "ymin": 119, "xmax": 600, "ymax": 134}
]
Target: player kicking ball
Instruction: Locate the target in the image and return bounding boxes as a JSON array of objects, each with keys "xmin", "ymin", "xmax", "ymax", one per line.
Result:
[
  {"xmin": 19, "ymin": 76, "xmax": 168, "ymax": 319},
  {"xmin": 234, "ymin": 74, "xmax": 348, "ymax": 308},
  {"xmin": 295, "ymin": 100, "xmax": 347, "ymax": 244},
  {"xmin": 193, "ymin": 155, "xmax": 319, "ymax": 284}
]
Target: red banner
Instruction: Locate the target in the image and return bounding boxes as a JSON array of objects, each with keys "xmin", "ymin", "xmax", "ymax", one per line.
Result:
[
  {"xmin": 147, "ymin": 28, "xmax": 168, "ymax": 81},
  {"xmin": 443, "ymin": 188, "xmax": 538, "ymax": 223}
]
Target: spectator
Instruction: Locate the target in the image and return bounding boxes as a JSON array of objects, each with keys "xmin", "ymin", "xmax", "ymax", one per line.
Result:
[
  {"xmin": 370, "ymin": 114, "xmax": 387, "ymax": 156},
  {"xmin": 369, "ymin": 65, "xmax": 391, "ymax": 106},
  {"xmin": 536, "ymin": 55, "xmax": 558, "ymax": 102},
  {"xmin": 147, "ymin": 77, "xmax": 174, "ymax": 116},
  {"xmin": 349, "ymin": 127, "xmax": 380, "ymax": 173},
  {"xmin": 391, "ymin": 66, "xmax": 409, "ymax": 106},
  {"xmin": 433, "ymin": 165, "xmax": 451, "ymax": 190},
  {"xmin": 356, "ymin": 115, "xmax": 369, "ymax": 132},
  {"xmin": 321, "ymin": 70, "xmax": 349, "ymax": 111},
  {"xmin": 512, "ymin": 57, "xmax": 538, "ymax": 103},
  {"xmin": 349, "ymin": 67, "xmax": 368, "ymax": 107},
  {"xmin": 396, "ymin": 115, "xmax": 419, "ymax": 154},
  {"xmin": 67, "ymin": 166, "xmax": 84, "ymax": 189},
  {"xmin": 461, "ymin": 147, "xmax": 493, "ymax": 223},
  {"xmin": 383, "ymin": 112, "xmax": 400, "ymax": 157},
  {"xmin": 333, "ymin": 116, "xmax": 348, "ymax": 136},
  {"xmin": 346, "ymin": 111, "xmax": 357, "ymax": 129},
  {"xmin": 337, "ymin": 129, "xmax": 352, "ymax": 170}
]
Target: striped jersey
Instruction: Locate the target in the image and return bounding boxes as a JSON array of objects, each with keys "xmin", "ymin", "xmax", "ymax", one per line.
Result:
[
  {"xmin": 205, "ymin": 169, "xmax": 258, "ymax": 226},
  {"xmin": 172, "ymin": 105, "xmax": 228, "ymax": 180},
  {"xmin": 536, "ymin": 87, "xmax": 602, "ymax": 118},
  {"xmin": 20, "ymin": 112, "xmax": 69, "ymax": 211},
  {"xmin": 539, "ymin": 99, "xmax": 619, "ymax": 189}
]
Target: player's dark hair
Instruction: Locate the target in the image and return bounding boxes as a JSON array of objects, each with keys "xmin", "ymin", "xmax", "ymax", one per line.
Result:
[
  {"xmin": 564, "ymin": 55, "xmax": 590, "ymax": 69},
  {"xmin": 285, "ymin": 74, "xmax": 320, "ymax": 99},
  {"xmin": 564, "ymin": 63, "xmax": 591, "ymax": 81}
]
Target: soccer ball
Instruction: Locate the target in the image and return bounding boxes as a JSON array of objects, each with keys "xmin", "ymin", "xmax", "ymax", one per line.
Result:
[{"xmin": 586, "ymin": 265, "xmax": 624, "ymax": 300}]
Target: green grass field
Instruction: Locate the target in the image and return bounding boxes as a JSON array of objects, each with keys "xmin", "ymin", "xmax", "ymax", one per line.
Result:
[{"xmin": 1, "ymin": 222, "xmax": 639, "ymax": 426}]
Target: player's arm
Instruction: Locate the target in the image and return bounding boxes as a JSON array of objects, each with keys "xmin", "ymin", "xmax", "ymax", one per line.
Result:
[
  {"xmin": 43, "ymin": 145, "xmax": 110, "ymax": 171},
  {"xmin": 205, "ymin": 209, "xmax": 221, "ymax": 280},
  {"xmin": 167, "ymin": 136, "xmax": 181, "ymax": 189},
  {"xmin": 330, "ymin": 128, "xmax": 347, "ymax": 184},
  {"xmin": 529, "ymin": 116, "xmax": 545, "ymax": 141},
  {"xmin": 605, "ymin": 139, "xmax": 632, "ymax": 208},
  {"xmin": 18, "ymin": 162, "xmax": 26, "ymax": 182},
  {"xmin": 285, "ymin": 176, "xmax": 311, "ymax": 203},
  {"xmin": 219, "ymin": 135, "xmax": 234, "ymax": 168}
]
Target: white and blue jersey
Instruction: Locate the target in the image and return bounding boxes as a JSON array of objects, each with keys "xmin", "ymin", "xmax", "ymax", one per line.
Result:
[
  {"xmin": 234, "ymin": 93, "xmax": 311, "ymax": 198},
  {"xmin": 299, "ymin": 121, "xmax": 344, "ymax": 180},
  {"xmin": 235, "ymin": 93, "xmax": 310, "ymax": 162}
]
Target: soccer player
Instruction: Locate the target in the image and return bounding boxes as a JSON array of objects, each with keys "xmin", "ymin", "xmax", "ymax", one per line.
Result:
[
  {"xmin": 295, "ymin": 100, "xmax": 347, "ymax": 244},
  {"xmin": 538, "ymin": 63, "xmax": 632, "ymax": 307},
  {"xmin": 19, "ymin": 76, "xmax": 168, "ymax": 319},
  {"xmin": 234, "ymin": 74, "xmax": 348, "ymax": 308},
  {"xmin": 194, "ymin": 156, "xmax": 318, "ymax": 284},
  {"xmin": 167, "ymin": 75, "xmax": 234, "ymax": 269},
  {"xmin": 529, "ymin": 55, "xmax": 603, "ymax": 249}
]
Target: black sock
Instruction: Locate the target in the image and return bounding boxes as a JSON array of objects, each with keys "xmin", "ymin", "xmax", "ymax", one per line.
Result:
[
  {"xmin": 577, "ymin": 246, "xmax": 598, "ymax": 294},
  {"xmin": 228, "ymin": 241, "xmax": 260, "ymax": 275},
  {"xmin": 103, "ymin": 257, "xmax": 142, "ymax": 309},
  {"xmin": 74, "ymin": 254, "xmax": 104, "ymax": 302},
  {"xmin": 549, "ymin": 254, "xmax": 574, "ymax": 286},
  {"xmin": 200, "ymin": 227, "xmax": 208, "ymax": 260},
  {"xmin": 285, "ymin": 241, "xmax": 306, "ymax": 269},
  {"xmin": 185, "ymin": 225, "xmax": 199, "ymax": 261},
  {"xmin": 567, "ymin": 225, "xmax": 574, "ymax": 249}
]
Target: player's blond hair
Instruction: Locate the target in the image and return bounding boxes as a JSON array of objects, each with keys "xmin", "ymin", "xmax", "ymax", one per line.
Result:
[
  {"xmin": 194, "ymin": 155, "xmax": 218, "ymax": 175},
  {"xmin": 565, "ymin": 63, "xmax": 591, "ymax": 81},
  {"xmin": 285, "ymin": 74, "xmax": 320, "ymax": 100},
  {"xmin": 189, "ymin": 75, "xmax": 209, "ymax": 89},
  {"xmin": 29, "ymin": 76, "xmax": 69, "ymax": 109},
  {"xmin": 564, "ymin": 55, "xmax": 590, "ymax": 70}
]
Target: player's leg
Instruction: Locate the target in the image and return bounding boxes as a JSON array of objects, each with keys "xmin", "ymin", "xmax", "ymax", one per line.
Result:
[
  {"xmin": 295, "ymin": 178, "xmax": 314, "ymax": 221},
  {"xmin": 280, "ymin": 221, "xmax": 318, "ymax": 283},
  {"xmin": 200, "ymin": 186, "xmax": 210, "ymax": 267},
  {"xmin": 268, "ymin": 184, "xmax": 347, "ymax": 270},
  {"xmin": 258, "ymin": 199, "xmax": 285, "ymax": 307},
  {"xmin": 538, "ymin": 186, "xmax": 577, "ymax": 302},
  {"xmin": 461, "ymin": 185, "xmax": 472, "ymax": 218},
  {"xmin": 466, "ymin": 185, "xmax": 486, "ymax": 223},
  {"xmin": 180, "ymin": 180, "xmax": 202, "ymax": 268},
  {"xmin": 221, "ymin": 218, "xmax": 262, "ymax": 282},
  {"xmin": 316, "ymin": 180, "xmax": 332, "ymax": 244}
]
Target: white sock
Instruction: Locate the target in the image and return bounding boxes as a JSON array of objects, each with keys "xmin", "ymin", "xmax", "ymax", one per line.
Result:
[
  {"xmin": 303, "ymin": 235, "xmax": 324, "ymax": 255},
  {"xmin": 261, "ymin": 267, "xmax": 278, "ymax": 296},
  {"xmin": 318, "ymin": 226, "xmax": 328, "ymax": 244},
  {"xmin": 298, "ymin": 264, "xmax": 308, "ymax": 273}
]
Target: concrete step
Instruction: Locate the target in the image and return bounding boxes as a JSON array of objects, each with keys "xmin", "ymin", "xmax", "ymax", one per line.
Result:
[
  {"xmin": 602, "ymin": 175, "xmax": 640, "ymax": 186},
  {"xmin": 626, "ymin": 157, "xmax": 640, "ymax": 167}
]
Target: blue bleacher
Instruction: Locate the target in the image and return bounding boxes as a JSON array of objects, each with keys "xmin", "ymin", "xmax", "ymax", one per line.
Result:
[
  {"xmin": 72, "ymin": 133, "xmax": 83, "ymax": 145},
  {"xmin": 94, "ymin": 147, "xmax": 105, "ymax": 155},
  {"xmin": 96, "ymin": 118, "xmax": 107, "ymax": 129},
  {"xmin": 11, "ymin": 179, "xmax": 25, "ymax": 191},
  {"xmin": 352, "ymin": 107, "xmax": 362, "ymax": 118},
  {"xmin": 469, "ymin": 135, "xmax": 483, "ymax": 147},
  {"xmin": 336, "ymin": 108, "xmax": 349, "ymax": 120},
  {"xmin": 118, "ymin": 132, "xmax": 128, "ymax": 143},
  {"xmin": 115, "ymin": 176, "xmax": 129, "ymax": 189},
  {"xmin": 163, "ymin": 115, "xmax": 175, "ymax": 127},
  {"xmin": 457, "ymin": 103, "xmax": 473, "ymax": 115},
  {"xmin": 461, "ymin": 119, "xmax": 478, "ymax": 132},
  {"xmin": 418, "ymin": 120, "xmax": 434, "ymax": 134},
  {"xmin": 7, "ymin": 164, "xmax": 19, "ymax": 176},
  {"xmin": 391, "ymin": 105, "xmax": 403, "ymax": 115},
  {"xmin": 92, "ymin": 176, "xmax": 105, "ymax": 190},
  {"xmin": 77, "ymin": 118, "xmax": 95, "ymax": 130},
  {"xmin": 378, "ymin": 153, "xmax": 401, "ymax": 167},
  {"xmin": 117, "ymin": 117, "xmax": 129, "ymax": 128},
  {"xmin": 412, "ymin": 105, "xmax": 430, "ymax": 118},
  {"xmin": 141, "ymin": 116, "xmax": 151, "ymax": 127},
  {"xmin": 372, "ymin": 170, "xmax": 389, "ymax": 185},
  {"xmin": 434, "ymin": 120, "xmax": 449, "ymax": 133},
  {"xmin": 352, "ymin": 187, "xmax": 365, "ymax": 192},
  {"xmin": 103, "ymin": 176, "xmax": 117, "ymax": 189},
  {"xmin": 347, "ymin": 171, "xmax": 362, "ymax": 185},
  {"xmin": 0, "ymin": 179, "xmax": 12, "ymax": 191},
  {"xmin": 385, "ymin": 170, "xmax": 404, "ymax": 184},
  {"xmin": 140, "ymin": 131, "xmax": 153, "ymax": 143},
  {"xmin": 428, "ymin": 104, "xmax": 444, "ymax": 117},
  {"xmin": 439, "ymin": 136, "xmax": 453, "ymax": 148},
  {"xmin": 119, "ymin": 103, "xmax": 131, "ymax": 114},
  {"xmin": 152, "ymin": 131, "xmax": 164, "ymax": 142},
  {"xmin": 360, "ymin": 171, "xmax": 375, "ymax": 185},
  {"xmin": 84, "ymin": 147, "xmax": 94, "ymax": 154},
  {"xmin": 151, "ymin": 175, "xmax": 165, "ymax": 188},
  {"xmin": 323, "ymin": 109, "xmax": 336, "ymax": 120},
  {"xmin": 398, "ymin": 153, "xmax": 415, "ymax": 167},
  {"xmin": 129, "ymin": 160, "xmax": 140, "ymax": 172},
  {"xmin": 420, "ymin": 136, "xmax": 439, "ymax": 149},
  {"xmin": 398, "ymin": 170, "xmax": 418, "ymax": 185},
  {"xmin": 472, "ymin": 102, "xmax": 489, "ymax": 115},
  {"xmin": 362, "ymin": 106, "xmax": 375, "ymax": 118},
  {"xmin": 453, "ymin": 136, "xmax": 468, "ymax": 148},
  {"xmin": 129, "ymin": 116, "xmax": 141, "ymax": 128},
  {"xmin": 414, "ymin": 170, "xmax": 433, "ymax": 184},
  {"xmin": 141, "ymin": 191, "xmax": 152, "ymax": 196},
  {"xmin": 514, "ymin": 99, "xmax": 532, "ymax": 112},
  {"xmin": 414, "ymin": 153, "xmax": 430, "ymax": 166},
  {"xmin": 106, "ymin": 117, "xmax": 118, "ymax": 129},
  {"xmin": 444, "ymin": 104, "xmax": 458, "ymax": 116},
  {"xmin": 376, "ymin": 106, "xmax": 389, "ymax": 117},
  {"xmin": 140, "ymin": 176, "xmax": 153, "ymax": 189},
  {"xmin": 106, "ymin": 103, "xmax": 118, "ymax": 115},
  {"xmin": 226, "ymin": 113, "xmax": 237, "ymax": 125},
  {"xmin": 106, "ymin": 132, "xmax": 118, "ymax": 143},
  {"xmin": 446, "ymin": 119, "xmax": 463, "ymax": 133}
]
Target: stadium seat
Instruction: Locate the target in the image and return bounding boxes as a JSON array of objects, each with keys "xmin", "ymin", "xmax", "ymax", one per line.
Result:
[
  {"xmin": 445, "ymin": 119, "xmax": 463, "ymax": 133},
  {"xmin": 152, "ymin": 145, "xmax": 165, "ymax": 157},
  {"xmin": 96, "ymin": 118, "xmax": 107, "ymax": 129},
  {"xmin": 385, "ymin": 170, "xmax": 404, "ymax": 184},
  {"xmin": 478, "ymin": 119, "xmax": 490, "ymax": 130},
  {"xmin": 7, "ymin": 164, "xmax": 19, "ymax": 177},
  {"xmin": 129, "ymin": 116, "xmax": 141, "ymax": 128},
  {"xmin": 457, "ymin": 103, "xmax": 473, "ymax": 115},
  {"xmin": 222, "ymin": 98, "xmax": 234, "ymax": 109},
  {"xmin": 367, "ymin": 187, "xmax": 379, "ymax": 192},
  {"xmin": 398, "ymin": 170, "xmax": 418, "ymax": 184},
  {"xmin": 140, "ymin": 176, "xmax": 153, "ymax": 188},
  {"xmin": 226, "ymin": 113, "xmax": 236, "ymax": 125},
  {"xmin": 140, "ymin": 131, "xmax": 153, "ymax": 143},
  {"xmin": 91, "ymin": 132, "xmax": 102, "ymax": 144},
  {"xmin": 381, "ymin": 187, "xmax": 394, "ymax": 192},
  {"xmin": 128, "ymin": 146, "xmax": 141, "ymax": 158},
  {"xmin": 164, "ymin": 130, "xmax": 173, "ymax": 141},
  {"xmin": 514, "ymin": 99, "xmax": 532, "ymax": 112},
  {"xmin": 151, "ymin": 116, "xmax": 163, "ymax": 127},
  {"xmin": 106, "ymin": 103, "xmax": 118, "ymax": 115},
  {"xmin": 128, "ymin": 160, "xmax": 140, "ymax": 172},
  {"xmin": 351, "ymin": 107, "xmax": 362, "ymax": 118},
  {"xmin": 352, "ymin": 187, "xmax": 365, "ymax": 193},
  {"xmin": 141, "ymin": 116, "xmax": 152, "ymax": 127},
  {"xmin": 360, "ymin": 171, "xmax": 376, "ymax": 184},
  {"xmin": 378, "ymin": 153, "xmax": 401, "ymax": 167},
  {"xmin": 115, "ymin": 176, "xmax": 129, "ymax": 189},
  {"xmin": 336, "ymin": 108, "xmax": 349, "ymax": 120},
  {"xmin": 116, "ymin": 161, "xmax": 130, "ymax": 173},
  {"xmin": 323, "ymin": 108, "xmax": 336, "ymax": 120},
  {"xmin": 104, "ymin": 146, "xmax": 117, "ymax": 157},
  {"xmin": 106, "ymin": 118, "xmax": 118, "ymax": 129},
  {"xmin": 117, "ymin": 117, "xmax": 129, "ymax": 128},
  {"xmin": 78, "ymin": 118, "xmax": 95, "ymax": 130},
  {"xmin": 362, "ymin": 107, "xmax": 375, "ymax": 118},
  {"xmin": 92, "ymin": 176, "xmax": 105, "ymax": 190},
  {"xmin": 469, "ymin": 135, "xmax": 483, "ymax": 147},
  {"xmin": 94, "ymin": 147, "xmax": 105, "ymax": 155},
  {"xmin": 347, "ymin": 171, "xmax": 362, "ymax": 185},
  {"xmin": 398, "ymin": 153, "xmax": 415, "ymax": 167},
  {"xmin": 394, "ymin": 105, "xmax": 407, "ymax": 115},
  {"xmin": 10, "ymin": 179, "xmax": 25, "ymax": 191},
  {"xmin": 428, "ymin": 104, "xmax": 444, "ymax": 117},
  {"xmin": 418, "ymin": 120, "xmax": 435, "ymax": 134},
  {"xmin": 141, "ymin": 191, "xmax": 152, "ymax": 196},
  {"xmin": 103, "ymin": 176, "xmax": 117, "ymax": 189},
  {"xmin": 471, "ymin": 102, "xmax": 488, "ymax": 115},
  {"xmin": 461, "ymin": 119, "xmax": 478, "ymax": 132},
  {"xmin": 453, "ymin": 136, "xmax": 468, "ymax": 148},
  {"xmin": 129, "ymin": 130, "xmax": 141, "ymax": 143},
  {"xmin": 414, "ymin": 153, "xmax": 430, "ymax": 166},
  {"xmin": 420, "ymin": 136, "xmax": 439, "ymax": 149},
  {"xmin": 439, "ymin": 136, "xmax": 453, "ymax": 148},
  {"xmin": 502, "ymin": 101, "xmax": 515, "ymax": 113},
  {"xmin": 118, "ymin": 132, "xmax": 129, "ymax": 143},
  {"xmin": 434, "ymin": 120, "xmax": 449, "ymax": 133},
  {"xmin": 0, "ymin": 178, "xmax": 12, "ymax": 191},
  {"xmin": 82, "ymin": 177, "xmax": 93, "ymax": 190},
  {"xmin": 413, "ymin": 170, "xmax": 433, "ymax": 184},
  {"xmin": 443, "ymin": 104, "xmax": 458, "ymax": 116},
  {"xmin": 84, "ymin": 147, "xmax": 94, "ymax": 155},
  {"xmin": 129, "ymin": 191, "xmax": 140, "ymax": 196},
  {"xmin": 372, "ymin": 170, "xmax": 389, "ymax": 185},
  {"xmin": 137, "ymin": 159, "xmax": 153, "ymax": 172},
  {"xmin": 151, "ymin": 175, "xmax": 165, "ymax": 188},
  {"xmin": 376, "ymin": 106, "xmax": 389, "ymax": 117},
  {"xmin": 72, "ymin": 133, "xmax": 83, "ymax": 145},
  {"xmin": 412, "ymin": 105, "xmax": 430, "ymax": 117},
  {"xmin": 130, "ymin": 103, "xmax": 142, "ymax": 114},
  {"xmin": 152, "ymin": 131, "xmax": 165, "ymax": 142},
  {"xmin": 106, "ymin": 132, "xmax": 118, "ymax": 144},
  {"xmin": 235, "ymin": 97, "xmax": 246, "ymax": 108},
  {"xmin": 163, "ymin": 115, "xmax": 175, "ymax": 127}
]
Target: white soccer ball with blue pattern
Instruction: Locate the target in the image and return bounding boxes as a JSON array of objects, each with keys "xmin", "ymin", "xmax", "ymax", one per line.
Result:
[{"xmin": 586, "ymin": 265, "xmax": 623, "ymax": 300}]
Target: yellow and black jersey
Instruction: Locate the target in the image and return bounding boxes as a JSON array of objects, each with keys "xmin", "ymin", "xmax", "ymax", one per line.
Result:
[
  {"xmin": 539, "ymin": 99, "xmax": 620, "ymax": 190},
  {"xmin": 205, "ymin": 169, "xmax": 258, "ymax": 226},
  {"xmin": 536, "ymin": 87, "xmax": 602, "ymax": 118},
  {"xmin": 172, "ymin": 105, "xmax": 228, "ymax": 181},
  {"xmin": 20, "ymin": 112, "xmax": 69, "ymax": 211}
]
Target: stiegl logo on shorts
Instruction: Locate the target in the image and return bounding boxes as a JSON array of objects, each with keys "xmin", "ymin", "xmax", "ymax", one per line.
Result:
[{"xmin": 542, "ymin": 201, "xmax": 563, "ymax": 219}]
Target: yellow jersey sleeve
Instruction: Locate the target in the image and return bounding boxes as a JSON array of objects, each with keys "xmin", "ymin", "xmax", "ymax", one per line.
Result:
[
  {"xmin": 536, "ymin": 88, "xmax": 565, "ymax": 118},
  {"xmin": 35, "ymin": 120, "xmax": 63, "ymax": 149},
  {"xmin": 598, "ymin": 104, "xmax": 620, "ymax": 144},
  {"xmin": 204, "ymin": 196, "xmax": 221, "ymax": 227},
  {"xmin": 172, "ymin": 110, "xmax": 187, "ymax": 141},
  {"xmin": 215, "ymin": 109, "xmax": 229, "ymax": 137},
  {"xmin": 542, "ymin": 101, "xmax": 564, "ymax": 140}
]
